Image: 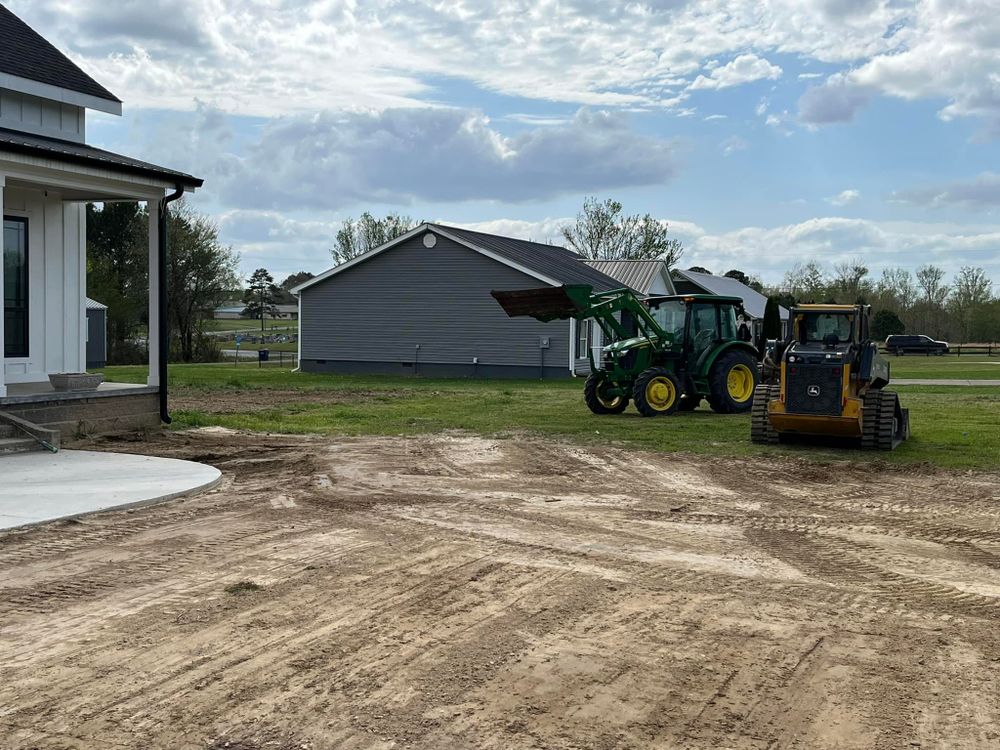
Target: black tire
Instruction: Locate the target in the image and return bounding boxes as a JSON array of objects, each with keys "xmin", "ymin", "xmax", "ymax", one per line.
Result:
[
  {"xmin": 750, "ymin": 384, "xmax": 779, "ymax": 445},
  {"xmin": 677, "ymin": 394, "xmax": 701, "ymax": 411},
  {"xmin": 862, "ymin": 390, "xmax": 896, "ymax": 451},
  {"xmin": 632, "ymin": 367, "xmax": 681, "ymax": 417},
  {"xmin": 584, "ymin": 373, "xmax": 628, "ymax": 415},
  {"xmin": 708, "ymin": 350, "xmax": 760, "ymax": 414}
]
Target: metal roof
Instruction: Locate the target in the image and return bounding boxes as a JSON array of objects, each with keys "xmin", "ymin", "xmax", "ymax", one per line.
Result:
[
  {"xmin": 0, "ymin": 128, "xmax": 203, "ymax": 188},
  {"xmin": 85, "ymin": 297, "xmax": 107, "ymax": 310},
  {"xmin": 671, "ymin": 269, "xmax": 789, "ymax": 320},
  {"xmin": 580, "ymin": 260, "xmax": 668, "ymax": 294},
  {"xmin": 439, "ymin": 225, "xmax": 621, "ymax": 291},
  {"xmin": 0, "ymin": 6, "xmax": 120, "ymax": 104}
]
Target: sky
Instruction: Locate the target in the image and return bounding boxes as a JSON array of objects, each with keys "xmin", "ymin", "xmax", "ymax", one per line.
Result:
[{"xmin": 11, "ymin": 0, "xmax": 1000, "ymax": 289}]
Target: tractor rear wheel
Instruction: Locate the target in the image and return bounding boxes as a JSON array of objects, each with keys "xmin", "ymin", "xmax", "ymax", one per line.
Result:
[
  {"xmin": 708, "ymin": 350, "xmax": 759, "ymax": 414},
  {"xmin": 584, "ymin": 373, "xmax": 628, "ymax": 415},
  {"xmin": 750, "ymin": 384, "xmax": 779, "ymax": 444},
  {"xmin": 862, "ymin": 389, "xmax": 896, "ymax": 451},
  {"xmin": 633, "ymin": 367, "xmax": 681, "ymax": 417}
]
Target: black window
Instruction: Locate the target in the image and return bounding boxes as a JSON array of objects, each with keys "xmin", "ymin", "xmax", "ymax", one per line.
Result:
[{"xmin": 3, "ymin": 217, "xmax": 28, "ymax": 358}]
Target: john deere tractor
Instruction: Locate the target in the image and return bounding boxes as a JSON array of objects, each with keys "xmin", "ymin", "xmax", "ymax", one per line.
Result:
[
  {"xmin": 751, "ymin": 303, "xmax": 910, "ymax": 450},
  {"xmin": 491, "ymin": 285, "xmax": 759, "ymax": 416}
]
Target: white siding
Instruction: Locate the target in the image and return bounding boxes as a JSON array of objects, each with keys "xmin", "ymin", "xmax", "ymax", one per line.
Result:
[
  {"xmin": 0, "ymin": 88, "xmax": 85, "ymax": 142},
  {"xmin": 3, "ymin": 186, "xmax": 86, "ymax": 383}
]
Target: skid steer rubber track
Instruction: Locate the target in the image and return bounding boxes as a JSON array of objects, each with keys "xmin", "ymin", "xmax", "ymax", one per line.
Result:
[
  {"xmin": 750, "ymin": 384, "xmax": 780, "ymax": 445},
  {"xmin": 862, "ymin": 390, "xmax": 896, "ymax": 451}
]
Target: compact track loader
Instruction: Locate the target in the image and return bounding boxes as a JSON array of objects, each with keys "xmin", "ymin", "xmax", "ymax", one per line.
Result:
[
  {"xmin": 752, "ymin": 304, "xmax": 910, "ymax": 450},
  {"xmin": 492, "ymin": 284, "xmax": 759, "ymax": 417}
]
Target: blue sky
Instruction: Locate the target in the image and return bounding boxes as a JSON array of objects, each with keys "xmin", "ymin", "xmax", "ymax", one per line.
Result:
[{"xmin": 11, "ymin": 0, "xmax": 1000, "ymax": 289}]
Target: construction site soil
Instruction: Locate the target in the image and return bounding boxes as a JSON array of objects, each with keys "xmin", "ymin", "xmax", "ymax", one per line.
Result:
[{"xmin": 2, "ymin": 428, "xmax": 999, "ymax": 749}]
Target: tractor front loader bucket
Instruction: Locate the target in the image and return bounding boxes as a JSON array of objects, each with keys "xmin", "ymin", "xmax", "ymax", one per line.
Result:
[{"xmin": 491, "ymin": 285, "xmax": 593, "ymax": 322}]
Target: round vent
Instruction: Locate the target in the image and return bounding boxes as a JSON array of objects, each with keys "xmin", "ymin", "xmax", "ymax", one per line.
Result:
[{"xmin": 422, "ymin": 233, "xmax": 437, "ymax": 248}]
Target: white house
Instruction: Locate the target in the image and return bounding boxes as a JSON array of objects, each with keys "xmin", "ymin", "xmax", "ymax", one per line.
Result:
[{"xmin": 0, "ymin": 7, "xmax": 202, "ymax": 438}]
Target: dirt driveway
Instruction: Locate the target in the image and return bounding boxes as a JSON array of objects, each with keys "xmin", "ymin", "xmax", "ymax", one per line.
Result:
[{"xmin": 2, "ymin": 429, "xmax": 999, "ymax": 749}]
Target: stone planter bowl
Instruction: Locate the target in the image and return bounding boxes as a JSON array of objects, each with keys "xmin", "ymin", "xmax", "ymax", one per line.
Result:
[{"xmin": 48, "ymin": 372, "xmax": 104, "ymax": 392}]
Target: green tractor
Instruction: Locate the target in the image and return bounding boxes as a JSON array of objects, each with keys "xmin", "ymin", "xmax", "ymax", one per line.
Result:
[{"xmin": 492, "ymin": 285, "xmax": 760, "ymax": 416}]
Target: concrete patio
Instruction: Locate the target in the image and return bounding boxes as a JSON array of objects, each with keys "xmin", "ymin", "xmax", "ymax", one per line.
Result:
[{"xmin": 0, "ymin": 450, "xmax": 221, "ymax": 531}]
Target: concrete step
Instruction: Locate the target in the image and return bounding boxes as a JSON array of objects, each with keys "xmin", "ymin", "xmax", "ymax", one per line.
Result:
[
  {"xmin": 0, "ymin": 437, "xmax": 43, "ymax": 455},
  {"xmin": 0, "ymin": 423, "xmax": 16, "ymax": 439}
]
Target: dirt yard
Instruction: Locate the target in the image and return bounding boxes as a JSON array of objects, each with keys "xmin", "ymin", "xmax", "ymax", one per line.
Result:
[{"xmin": 2, "ymin": 429, "xmax": 999, "ymax": 749}]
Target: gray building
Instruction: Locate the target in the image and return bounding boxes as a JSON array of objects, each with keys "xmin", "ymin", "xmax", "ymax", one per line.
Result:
[
  {"xmin": 85, "ymin": 297, "xmax": 107, "ymax": 369},
  {"xmin": 292, "ymin": 223, "xmax": 621, "ymax": 378}
]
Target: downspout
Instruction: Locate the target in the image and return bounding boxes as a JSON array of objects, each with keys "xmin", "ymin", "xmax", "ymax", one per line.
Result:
[{"xmin": 157, "ymin": 185, "xmax": 185, "ymax": 424}]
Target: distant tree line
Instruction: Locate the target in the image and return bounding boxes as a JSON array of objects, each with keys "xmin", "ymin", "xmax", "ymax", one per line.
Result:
[{"xmin": 773, "ymin": 260, "xmax": 998, "ymax": 343}]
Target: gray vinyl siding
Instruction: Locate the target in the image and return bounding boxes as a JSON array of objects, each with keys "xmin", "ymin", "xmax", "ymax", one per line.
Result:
[{"xmin": 299, "ymin": 233, "xmax": 572, "ymax": 375}]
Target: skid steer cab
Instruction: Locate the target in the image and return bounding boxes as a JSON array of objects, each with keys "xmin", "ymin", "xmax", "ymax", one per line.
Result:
[
  {"xmin": 491, "ymin": 284, "xmax": 759, "ymax": 417},
  {"xmin": 751, "ymin": 304, "xmax": 910, "ymax": 450}
]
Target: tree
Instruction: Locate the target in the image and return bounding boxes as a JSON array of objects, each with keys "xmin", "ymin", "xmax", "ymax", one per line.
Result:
[
  {"xmin": 916, "ymin": 264, "xmax": 949, "ymax": 306},
  {"xmin": 280, "ymin": 271, "xmax": 314, "ymax": 290},
  {"xmin": 243, "ymin": 268, "xmax": 281, "ymax": 333},
  {"xmin": 166, "ymin": 201, "xmax": 240, "ymax": 362},
  {"xmin": 782, "ymin": 261, "xmax": 826, "ymax": 301},
  {"xmin": 724, "ymin": 269, "xmax": 749, "ymax": 285},
  {"xmin": 949, "ymin": 266, "xmax": 993, "ymax": 342},
  {"xmin": 687, "ymin": 266, "xmax": 712, "ymax": 274},
  {"xmin": 86, "ymin": 203, "xmax": 149, "ymax": 364},
  {"xmin": 761, "ymin": 296, "xmax": 783, "ymax": 341},
  {"xmin": 875, "ymin": 267, "xmax": 916, "ymax": 311},
  {"xmin": 871, "ymin": 309, "xmax": 905, "ymax": 340},
  {"xmin": 561, "ymin": 197, "xmax": 683, "ymax": 265},
  {"xmin": 830, "ymin": 259, "xmax": 870, "ymax": 303},
  {"xmin": 333, "ymin": 212, "xmax": 415, "ymax": 265}
]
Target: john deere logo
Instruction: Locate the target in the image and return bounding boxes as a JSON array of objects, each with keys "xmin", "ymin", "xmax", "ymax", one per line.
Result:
[{"xmin": 807, "ymin": 385, "xmax": 821, "ymax": 397}]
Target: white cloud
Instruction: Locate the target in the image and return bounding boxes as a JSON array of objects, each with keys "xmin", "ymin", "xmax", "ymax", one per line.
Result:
[
  {"xmin": 798, "ymin": 74, "xmax": 873, "ymax": 125},
  {"xmin": 445, "ymin": 214, "xmax": 1000, "ymax": 283},
  {"xmin": 690, "ymin": 54, "xmax": 783, "ymax": 91},
  {"xmin": 3, "ymin": 0, "xmax": 909, "ymax": 115},
  {"xmin": 212, "ymin": 107, "xmax": 678, "ymax": 210},
  {"xmin": 826, "ymin": 189, "xmax": 861, "ymax": 206},
  {"xmin": 703, "ymin": 114, "xmax": 728, "ymax": 121},
  {"xmin": 720, "ymin": 135, "xmax": 749, "ymax": 156},
  {"xmin": 890, "ymin": 173, "xmax": 1000, "ymax": 210}
]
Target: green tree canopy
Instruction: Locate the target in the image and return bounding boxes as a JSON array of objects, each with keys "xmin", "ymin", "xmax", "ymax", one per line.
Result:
[{"xmin": 871, "ymin": 309, "xmax": 905, "ymax": 339}]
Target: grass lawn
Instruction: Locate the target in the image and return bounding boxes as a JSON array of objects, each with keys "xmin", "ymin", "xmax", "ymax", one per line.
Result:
[
  {"xmin": 102, "ymin": 364, "xmax": 1000, "ymax": 471},
  {"xmin": 889, "ymin": 355, "xmax": 1000, "ymax": 380}
]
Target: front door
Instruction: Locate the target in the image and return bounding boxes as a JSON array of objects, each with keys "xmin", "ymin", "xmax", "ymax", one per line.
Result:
[{"xmin": 3, "ymin": 217, "xmax": 28, "ymax": 358}]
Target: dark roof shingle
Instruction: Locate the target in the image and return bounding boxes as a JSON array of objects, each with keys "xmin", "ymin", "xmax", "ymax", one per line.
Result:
[
  {"xmin": 438, "ymin": 225, "xmax": 621, "ymax": 291},
  {"xmin": 0, "ymin": 6, "xmax": 119, "ymax": 104},
  {"xmin": 0, "ymin": 127, "xmax": 203, "ymax": 187}
]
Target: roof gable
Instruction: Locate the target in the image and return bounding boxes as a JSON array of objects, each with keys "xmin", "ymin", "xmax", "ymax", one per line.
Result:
[
  {"xmin": 581, "ymin": 259, "xmax": 674, "ymax": 295},
  {"xmin": 0, "ymin": 7, "xmax": 121, "ymax": 112},
  {"xmin": 293, "ymin": 223, "xmax": 622, "ymax": 294}
]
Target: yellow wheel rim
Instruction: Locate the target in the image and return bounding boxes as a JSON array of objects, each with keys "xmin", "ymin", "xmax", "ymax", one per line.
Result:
[
  {"xmin": 727, "ymin": 364, "xmax": 754, "ymax": 402},
  {"xmin": 645, "ymin": 376, "xmax": 676, "ymax": 410}
]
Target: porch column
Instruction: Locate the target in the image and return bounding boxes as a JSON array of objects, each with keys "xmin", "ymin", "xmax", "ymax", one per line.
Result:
[
  {"xmin": 0, "ymin": 174, "xmax": 5, "ymax": 397},
  {"xmin": 147, "ymin": 199, "xmax": 160, "ymax": 386}
]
